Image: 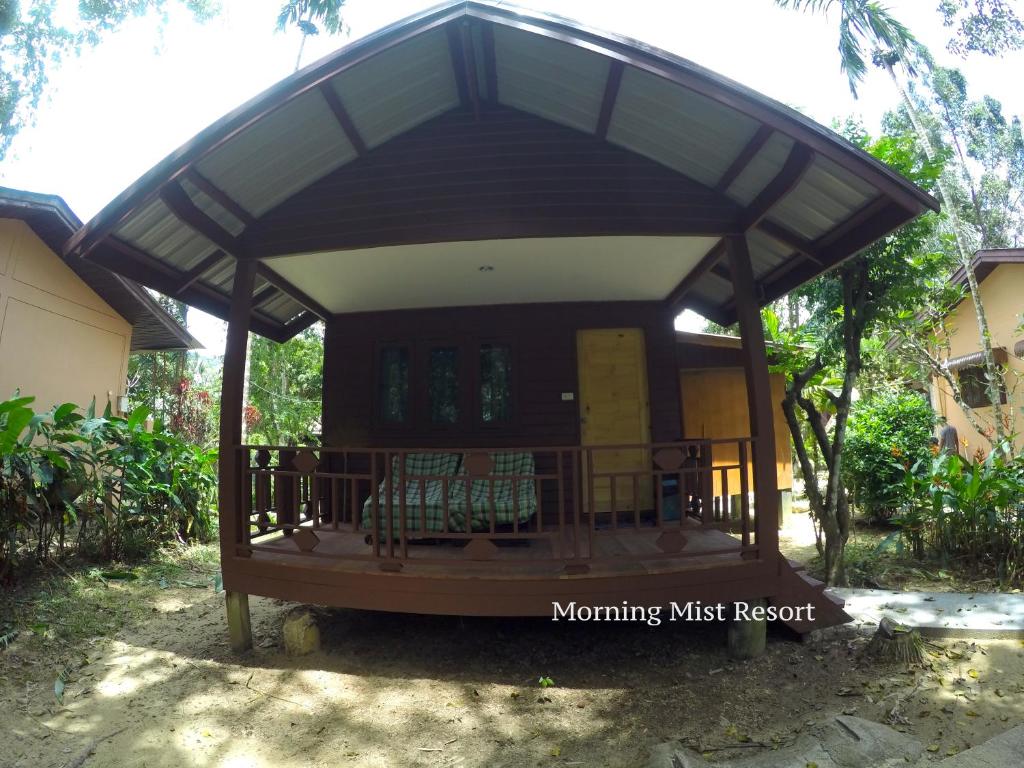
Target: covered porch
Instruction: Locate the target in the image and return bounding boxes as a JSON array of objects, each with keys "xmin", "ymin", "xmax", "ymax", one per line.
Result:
[{"xmin": 65, "ymin": 2, "xmax": 936, "ymax": 650}]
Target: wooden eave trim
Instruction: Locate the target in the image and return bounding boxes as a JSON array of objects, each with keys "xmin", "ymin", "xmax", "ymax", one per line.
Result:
[
  {"xmin": 595, "ymin": 61, "xmax": 624, "ymax": 139},
  {"xmin": 160, "ymin": 181, "xmax": 243, "ymax": 256},
  {"xmin": 715, "ymin": 125, "xmax": 772, "ymax": 194},
  {"xmin": 447, "ymin": 20, "xmax": 480, "ymax": 118},
  {"xmin": 183, "ymin": 169, "xmax": 255, "ymax": 226},
  {"xmin": 318, "ymin": 82, "xmax": 367, "ymax": 156},
  {"xmin": 255, "ymin": 262, "xmax": 331, "ymax": 321}
]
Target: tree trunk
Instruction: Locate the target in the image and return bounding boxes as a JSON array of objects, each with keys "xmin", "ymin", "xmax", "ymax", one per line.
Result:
[{"xmin": 883, "ymin": 61, "xmax": 1007, "ymax": 448}]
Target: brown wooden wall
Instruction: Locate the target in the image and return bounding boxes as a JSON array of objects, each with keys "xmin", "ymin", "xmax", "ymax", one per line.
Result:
[{"xmin": 322, "ymin": 301, "xmax": 681, "ymax": 448}]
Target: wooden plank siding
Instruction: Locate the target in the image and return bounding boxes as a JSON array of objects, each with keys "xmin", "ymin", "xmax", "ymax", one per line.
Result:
[
  {"xmin": 323, "ymin": 302, "xmax": 681, "ymax": 448},
  {"xmin": 243, "ymin": 107, "xmax": 742, "ymax": 259}
]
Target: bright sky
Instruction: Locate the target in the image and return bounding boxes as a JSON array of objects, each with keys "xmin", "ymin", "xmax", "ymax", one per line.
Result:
[{"xmin": 2, "ymin": 0, "xmax": 1021, "ymax": 352}]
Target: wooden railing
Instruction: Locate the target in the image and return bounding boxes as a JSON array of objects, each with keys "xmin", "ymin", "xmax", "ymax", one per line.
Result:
[{"xmin": 233, "ymin": 439, "xmax": 761, "ymax": 571}]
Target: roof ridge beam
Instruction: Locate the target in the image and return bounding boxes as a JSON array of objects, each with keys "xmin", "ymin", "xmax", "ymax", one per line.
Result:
[
  {"xmin": 160, "ymin": 181, "xmax": 243, "ymax": 257},
  {"xmin": 715, "ymin": 125, "xmax": 773, "ymax": 194},
  {"xmin": 318, "ymin": 82, "xmax": 367, "ymax": 156},
  {"xmin": 255, "ymin": 262, "xmax": 331, "ymax": 321},
  {"xmin": 447, "ymin": 20, "xmax": 480, "ymax": 118},
  {"xmin": 595, "ymin": 61, "xmax": 624, "ymax": 139},
  {"xmin": 740, "ymin": 144, "xmax": 814, "ymax": 232},
  {"xmin": 480, "ymin": 21, "xmax": 497, "ymax": 102}
]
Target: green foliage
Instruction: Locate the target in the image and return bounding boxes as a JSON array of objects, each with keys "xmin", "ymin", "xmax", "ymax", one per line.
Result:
[
  {"xmin": 773, "ymin": 0, "xmax": 920, "ymax": 96},
  {"xmin": 276, "ymin": 0, "xmax": 347, "ymax": 37},
  {"xmin": 0, "ymin": 393, "xmax": 217, "ymax": 580},
  {"xmin": 898, "ymin": 445, "xmax": 1024, "ymax": 583},
  {"xmin": 0, "ymin": 0, "xmax": 219, "ymax": 159},
  {"xmin": 844, "ymin": 391, "xmax": 935, "ymax": 520},
  {"xmin": 939, "ymin": 0, "xmax": 1024, "ymax": 57},
  {"xmin": 246, "ymin": 325, "xmax": 323, "ymax": 445}
]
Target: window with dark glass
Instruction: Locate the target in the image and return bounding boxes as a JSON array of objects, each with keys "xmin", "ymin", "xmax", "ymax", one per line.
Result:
[
  {"xmin": 479, "ymin": 343, "xmax": 512, "ymax": 423},
  {"xmin": 377, "ymin": 346, "xmax": 409, "ymax": 423},
  {"xmin": 958, "ymin": 365, "xmax": 1007, "ymax": 409},
  {"xmin": 428, "ymin": 346, "xmax": 460, "ymax": 424}
]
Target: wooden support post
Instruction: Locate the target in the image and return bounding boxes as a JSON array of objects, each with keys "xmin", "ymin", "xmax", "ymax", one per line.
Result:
[
  {"xmin": 727, "ymin": 597, "xmax": 767, "ymax": 659},
  {"xmin": 219, "ymin": 258, "xmax": 257, "ymax": 651},
  {"xmin": 226, "ymin": 591, "xmax": 252, "ymax": 653},
  {"xmin": 725, "ymin": 235, "xmax": 780, "ymax": 562}
]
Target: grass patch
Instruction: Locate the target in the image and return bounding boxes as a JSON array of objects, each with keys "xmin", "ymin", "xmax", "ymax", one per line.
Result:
[{"xmin": 0, "ymin": 543, "xmax": 220, "ymax": 649}]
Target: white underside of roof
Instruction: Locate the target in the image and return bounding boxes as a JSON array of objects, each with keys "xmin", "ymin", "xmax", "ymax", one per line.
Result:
[{"xmin": 267, "ymin": 236, "xmax": 716, "ymax": 314}]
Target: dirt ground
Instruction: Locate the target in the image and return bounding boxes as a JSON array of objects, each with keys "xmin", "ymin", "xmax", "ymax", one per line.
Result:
[{"xmin": 4, "ymin": 545, "xmax": 1024, "ymax": 768}]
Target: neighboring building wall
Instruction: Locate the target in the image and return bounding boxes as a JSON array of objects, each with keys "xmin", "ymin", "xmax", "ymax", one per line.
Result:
[
  {"xmin": 931, "ymin": 262, "xmax": 1024, "ymax": 459},
  {"xmin": 0, "ymin": 219, "xmax": 132, "ymax": 413},
  {"xmin": 679, "ymin": 369, "xmax": 793, "ymax": 494}
]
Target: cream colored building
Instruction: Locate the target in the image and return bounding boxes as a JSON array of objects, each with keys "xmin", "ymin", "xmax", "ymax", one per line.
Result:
[
  {"xmin": 931, "ymin": 249, "xmax": 1024, "ymax": 459},
  {"xmin": 0, "ymin": 188, "xmax": 198, "ymax": 415}
]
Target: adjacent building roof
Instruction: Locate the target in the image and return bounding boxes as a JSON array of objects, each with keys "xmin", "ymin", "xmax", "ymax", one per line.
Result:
[
  {"xmin": 0, "ymin": 187, "xmax": 201, "ymax": 352},
  {"xmin": 64, "ymin": 1, "xmax": 937, "ymax": 341},
  {"xmin": 949, "ymin": 248, "xmax": 1024, "ymax": 289}
]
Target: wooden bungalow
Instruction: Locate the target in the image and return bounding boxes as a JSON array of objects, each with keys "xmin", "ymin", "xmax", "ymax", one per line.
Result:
[{"xmin": 64, "ymin": 2, "xmax": 937, "ymax": 651}]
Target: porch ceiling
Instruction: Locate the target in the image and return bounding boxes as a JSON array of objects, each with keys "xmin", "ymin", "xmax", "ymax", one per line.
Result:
[
  {"xmin": 270, "ymin": 236, "xmax": 716, "ymax": 313},
  {"xmin": 64, "ymin": 1, "xmax": 938, "ymax": 341}
]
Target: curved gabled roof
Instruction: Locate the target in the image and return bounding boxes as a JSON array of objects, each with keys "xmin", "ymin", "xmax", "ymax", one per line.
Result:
[
  {"xmin": 1, "ymin": 186, "xmax": 200, "ymax": 351},
  {"xmin": 65, "ymin": 1, "xmax": 937, "ymax": 340}
]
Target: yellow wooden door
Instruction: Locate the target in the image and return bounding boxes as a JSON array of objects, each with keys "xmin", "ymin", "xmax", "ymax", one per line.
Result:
[{"xmin": 577, "ymin": 329, "xmax": 652, "ymax": 515}]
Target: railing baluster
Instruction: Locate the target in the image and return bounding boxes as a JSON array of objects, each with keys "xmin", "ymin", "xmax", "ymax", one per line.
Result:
[
  {"xmin": 701, "ymin": 441, "xmax": 714, "ymax": 528},
  {"xmin": 241, "ymin": 448, "xmax": 252, "ymax": 547},
  {"xmin": 555, "ymin": 450, "xmax": 564, "ymax": 557},
  {"xmin": 398, "ymin": 450, "xmax": 407, "ymax": 560},
  {"xmin": 739, "ymin": 440, "xmax": 751, "ymax": 550},
  {"xmin": 633, "ymin": 474, "xmax": 640, "ymax": 530}
]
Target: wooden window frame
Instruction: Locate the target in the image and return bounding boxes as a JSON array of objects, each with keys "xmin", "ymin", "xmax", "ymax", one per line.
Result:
[
  {"xmin": 474, "ymin": 337, "xmax": 519, "ymax": 431},
  {"xmin": 371, "ymin": 341, "xmax": 413, "ymax": 430},
  {"xmin": 958, "ymin": 365, "xmax": 1007, "ymax": 409},
  {"xmin": 417, "ymin": 338, "xmax": 468, "ymax": 432}
]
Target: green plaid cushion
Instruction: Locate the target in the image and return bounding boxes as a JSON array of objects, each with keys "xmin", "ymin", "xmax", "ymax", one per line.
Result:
[
  {"xmin": 361, "ymin": 452, "xmax": 462, "ymax": 535},
  {"xmin": 448, "ymin": 452, "xmax": 537, "ymax": 531}
]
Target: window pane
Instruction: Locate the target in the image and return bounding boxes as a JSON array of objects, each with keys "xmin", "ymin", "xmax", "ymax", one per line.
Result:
[
  {"xmin": 429, "ymin": 346, "xmax": 460, "ymax": 424},
  {"xmin": 378, "ymin": 346, "xmax": 409, "ymax": 423},
  {"xmin": 480, "ymin": 344, "xmax": 512, "ymax": 423},
  {"xmin": 958, "ymin": 365, "xmax": 1006, "ymax": 409}
]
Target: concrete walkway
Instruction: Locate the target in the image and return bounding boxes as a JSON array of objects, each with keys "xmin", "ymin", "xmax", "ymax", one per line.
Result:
[{"xmin": 833, "ymin": 588, "xmax": 1024, "ymax": 639}]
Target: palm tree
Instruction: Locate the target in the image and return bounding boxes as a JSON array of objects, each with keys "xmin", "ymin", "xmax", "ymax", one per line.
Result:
[
  {"xmin": 776, "ymin": 0, "xmax": 1009, "ymax": 446},
  {"xmin": 277, "ymin": 0, "xmax": 349, "ymax": 71}
]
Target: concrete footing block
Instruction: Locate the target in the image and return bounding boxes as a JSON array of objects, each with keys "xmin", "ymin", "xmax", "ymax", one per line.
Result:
[
  {"xmin": 727, "ymin": 597, "xmax": 767, "ymax": 659},
  {"xmin": 282, "ymin": 607, "xmax": 322, "ymax": 656}
]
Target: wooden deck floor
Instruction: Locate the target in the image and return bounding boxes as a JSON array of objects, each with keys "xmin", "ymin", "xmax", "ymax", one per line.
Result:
[{"xmin": 247, "ymin": 519, "xmax": 745, "ymax": 579}]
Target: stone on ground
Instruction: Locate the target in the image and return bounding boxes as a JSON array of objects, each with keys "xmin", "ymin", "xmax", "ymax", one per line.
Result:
[
  {"xmin": 938, "ymin": 724, "xmax": 1024, "ymax": 767},
  {"xmin": 282, "ymin": 607, "xmax": 321, "ymax": 656},
  {"xmin": 647, "ymin": 715, "xmax": 923, "ymax": 768}
]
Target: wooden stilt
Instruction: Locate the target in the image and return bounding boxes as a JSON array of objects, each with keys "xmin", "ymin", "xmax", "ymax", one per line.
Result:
[
  {"xmin": 725, "ymin": 235, "xmax": 780, "ymax": 562},
  {"xmin": 219, "ymin": 258, "xmax": 257, "ymax": 651},
  {"xmin": 225, "ymin": 591, "xmax": 252, "ymax": 652}
]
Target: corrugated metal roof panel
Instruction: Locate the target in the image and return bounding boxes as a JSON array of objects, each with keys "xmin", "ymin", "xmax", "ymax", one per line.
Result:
[
  {"xmin": 747, "ymin": 228, "xmax": 791, "ymax": 277},
  {"xmin": 115, "ymin": 198, "xmax": 215, "ymax": 271},
  {"xmin": 725, "ymin": 132, "xmax": 795, "ymax": 207},
  {"xmin": 330, "ymin": 27, "xmax": 459, "ymax": 149},
  {"xmin": 607, "ymin": 67, "xmax": 759, "ymax": 187},
  {"xmin": 195, "ymin": 89, "xmax": 356, "ymax": 218},
  {"xmin": 689, "ymin": 277, "xmax": 733, "ymax": 304},
  {"xmin": 180, "ymin": 176, "xmax": 246, "ymax": 236},
  {"xmin": 493, "ymin": 25, "xmax": 608, "ymax": 134},
  {"xmin": 768, "ymin": 156, "xmax": 876, "ymax": 240}
]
